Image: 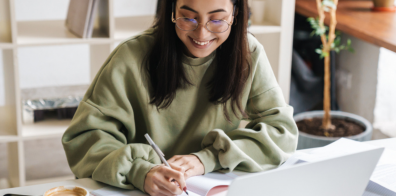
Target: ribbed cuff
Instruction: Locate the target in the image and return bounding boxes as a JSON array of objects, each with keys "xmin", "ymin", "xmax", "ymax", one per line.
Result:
[
  {"xmin": 127, "ymin": 159, "xmax": 160, "ymax": 193},
  {"xmin": 192, "ymin": 146, "xmax": 222, "ymax": 174}
]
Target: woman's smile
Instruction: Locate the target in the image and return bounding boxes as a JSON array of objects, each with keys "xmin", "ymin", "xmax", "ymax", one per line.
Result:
[{"xmin": 189, "ymin": 36, "xmax": 216, "ymax": 49}]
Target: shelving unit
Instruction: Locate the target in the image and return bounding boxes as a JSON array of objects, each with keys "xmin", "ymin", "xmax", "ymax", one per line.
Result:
[{"xmin": 0, "ymin": 0, "xmax": 295, "ymax": 188}]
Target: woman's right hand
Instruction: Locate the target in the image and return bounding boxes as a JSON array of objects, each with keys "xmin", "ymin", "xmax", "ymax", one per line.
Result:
[{"xmin": 144, "ymin": 165, "xmax": 187, "ymax": 196}]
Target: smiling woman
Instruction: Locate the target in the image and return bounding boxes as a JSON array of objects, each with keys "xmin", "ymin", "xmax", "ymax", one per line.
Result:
[
  {"xmin": 62, "ymin": 0, "xmax": 298, "ymax": 196},
  {"xmin": 146, "ymin": 0, "xmax": 250, "ymax": 122}
]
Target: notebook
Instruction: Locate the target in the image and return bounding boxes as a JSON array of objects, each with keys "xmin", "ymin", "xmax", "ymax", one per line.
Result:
[{"xmin": 91, "ymin": 172, "xmax": 240, "ymax": 196}]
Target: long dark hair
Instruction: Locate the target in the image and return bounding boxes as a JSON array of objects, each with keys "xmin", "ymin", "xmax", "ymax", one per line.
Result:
[{"xmin": 145, "ymin": 0, "xmax": 251, "ymax": 122}]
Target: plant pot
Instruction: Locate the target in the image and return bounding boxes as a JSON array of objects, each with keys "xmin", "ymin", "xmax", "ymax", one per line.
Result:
[
  {"xmin": 294, "ymin": 110, "xmax": 373, "ymax": 150},
  {"xmin": 372, "ymin": 0, "xmax": 396, "ymax": 12}
]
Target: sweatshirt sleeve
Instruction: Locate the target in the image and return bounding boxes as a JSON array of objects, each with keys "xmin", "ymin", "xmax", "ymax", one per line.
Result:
[
  {"xmin": 62, "ymin": 39, "xmax": 161, "ymax": 192},
  {"xmin": 192, "ymin": 43, "xmax": 299, "ymax": 174}
]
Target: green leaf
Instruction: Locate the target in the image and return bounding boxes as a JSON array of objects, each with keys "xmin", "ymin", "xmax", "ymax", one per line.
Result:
[
  {"xmin": 347, "ymin": 39, "xmax": 352, "ymax": 46},
  {"xmin": 316, "ymin": 49, "xmax": 323, "ymax": 54}
]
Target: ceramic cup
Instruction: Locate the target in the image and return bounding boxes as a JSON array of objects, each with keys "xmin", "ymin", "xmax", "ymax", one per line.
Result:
[{"xmin": 43, "ymin": 185, "xmax": 89, "ymax": 196}]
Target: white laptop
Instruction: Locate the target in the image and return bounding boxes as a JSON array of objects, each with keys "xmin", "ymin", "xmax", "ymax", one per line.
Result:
[{"xmin": 227, "ymin": 147, "xmax": 384, "ymax": 196}]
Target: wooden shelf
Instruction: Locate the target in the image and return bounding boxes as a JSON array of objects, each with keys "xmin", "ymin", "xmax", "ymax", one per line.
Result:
[
  {"xmin": 25, "ymin": 175, "xmax": 75, "ymax": 186},
  {"xmin": 248, "ymin": 21, "xmax": 282, "ymax": 34},
  {"xmin": 114, "ymin": 15, "xmax": 156, "ymax": 41},
  {"xmin": 295, "ymin": 0, "xmax": 396, "ymax": 53},
  {"xmin": 0, "ymin": 135, "xmax": 18, "ymax": 143},
  {"xmin": 17, "ymin": 20, "xmax": 112, "ymax": 46},
  {"xmin": 22, "ymin": 119, "xmax": 71, "ymax": 140},
  {"xmin": 0, "ymin": 43, "xmax": 14, "ymax": 49}
]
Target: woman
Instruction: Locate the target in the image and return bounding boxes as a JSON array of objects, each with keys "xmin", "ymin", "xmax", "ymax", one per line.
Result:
[{"xmin": 62, "ymin": 0, "xmax": 298, "ymax": 195}]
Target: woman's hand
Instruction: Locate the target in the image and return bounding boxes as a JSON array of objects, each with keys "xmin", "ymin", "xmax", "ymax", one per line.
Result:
[
  {"xmin": 144, "ymin": 165, "xmax": 187, "ymax": 196},
  {"xmin": 168, "ymin": 155, "xmax": 205, "ymax": 179}
]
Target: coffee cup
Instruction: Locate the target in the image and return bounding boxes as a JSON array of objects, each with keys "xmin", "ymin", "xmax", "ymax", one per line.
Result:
[{"xmin": 43, "ymin": 185, "xmax": 88, "ymax": 196}]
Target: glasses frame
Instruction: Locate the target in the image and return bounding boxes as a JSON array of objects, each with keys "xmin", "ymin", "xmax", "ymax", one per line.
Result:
[{"xmin": 171, "ymin": 3, "xmax": 236, "ymax": 34}]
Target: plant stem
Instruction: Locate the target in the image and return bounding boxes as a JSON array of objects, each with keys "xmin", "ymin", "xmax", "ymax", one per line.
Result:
[{"xmin": 317, "ymin": 0, "xmax": 339, "ymax": 131}]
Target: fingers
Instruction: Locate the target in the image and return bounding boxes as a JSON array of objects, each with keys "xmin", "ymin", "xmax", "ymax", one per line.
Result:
[
  {"xmin": 152, "ymin": 171, "xmax": 182, "ymax": 195},
  {"xmin": 169, "ymin": 162, "xmax": 186, "ymax": 173},
  {"xmin": 184, "ymin": 168, "xmax": 196, "ymax": 179},
  {"xmin": 149, "ymin": 184, "xmax": 175, "ymax": 196},
  {"xmin": 145, "ymin": 165, "xmax": 183, "ymax": 196},
  {"xmin": 167, "ymin": 155, "xmax": 182, "ymax": 163},
  {"xmin": 161, "ymin": 166, "xmax": 187, "ymax": 194}
]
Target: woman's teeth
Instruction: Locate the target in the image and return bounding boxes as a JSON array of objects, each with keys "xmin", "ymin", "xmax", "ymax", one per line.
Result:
[{"xmin": 193, "ymin": 39, "xmax": 211, "ymax": 46}]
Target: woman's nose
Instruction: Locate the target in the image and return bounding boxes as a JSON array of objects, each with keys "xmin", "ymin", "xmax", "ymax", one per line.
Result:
[{"xmin": 195, "ymin": 22, "xmax": 211, "ymax": 38}]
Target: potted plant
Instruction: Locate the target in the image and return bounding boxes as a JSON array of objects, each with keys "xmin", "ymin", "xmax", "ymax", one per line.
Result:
[{"xmin": 294, "ymin": 0, "xmax": 373, "ymax": 149}]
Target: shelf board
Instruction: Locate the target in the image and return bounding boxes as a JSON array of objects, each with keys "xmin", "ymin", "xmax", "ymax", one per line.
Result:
[
  {"xmin": 114, "ymin": 15, "xmax": 156, "ymax": 41},
  {"xmin": 25, "ymin": 175, "xmax": 76, "ymax": 186},
  {"xmin": 0, "ymin": 135, "xmax": 18, "ymax": 143},
  {"xmin": 22, "ymin": 119, "xmax": 71, "ymax": 140},
  {"xmin": 248, "ymin": 21, "xmax": 281, "ymax": 34},
  {"xmin": 0, "ymin": 43, "xmax": 14, "ymax": 49},
  {"xmin": 17, "ymin": 20, "xmax": 112, "ymax": 46}
]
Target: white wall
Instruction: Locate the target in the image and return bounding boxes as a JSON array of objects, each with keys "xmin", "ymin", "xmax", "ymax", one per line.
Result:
[
  {"xmin": 18, "ymin": 44, "xmax": 90, "ymax": 89},
  {"xmin": 15, "ymin": 0, "xmax": 70, "ymax": 21},
  {"xmin": 373, "ymin": 48, "xmax": 396, "ymax": 137},
  {"xmin": 113, "ymin": 0, "xmax": 157, "ymax": 17}
]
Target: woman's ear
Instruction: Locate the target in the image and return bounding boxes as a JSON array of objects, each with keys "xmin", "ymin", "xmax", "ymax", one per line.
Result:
[{"xmin": 233, "ymin": 7, "xmax": 239, "ymax": 26}]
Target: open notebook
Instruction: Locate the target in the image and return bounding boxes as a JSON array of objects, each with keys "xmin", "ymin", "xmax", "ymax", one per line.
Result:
[{"xmin": 91, "ymin": 172, "xmax": 241, "ymax": 196}]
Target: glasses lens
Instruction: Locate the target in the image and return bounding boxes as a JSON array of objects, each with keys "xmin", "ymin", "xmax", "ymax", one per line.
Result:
[
  {"xmin": 207, "ymin": 20, "xmax": 229, "ymax": 33},
  {"xmin": 176, "ymin": 18, "xmax": 198, "ymax": 31}
]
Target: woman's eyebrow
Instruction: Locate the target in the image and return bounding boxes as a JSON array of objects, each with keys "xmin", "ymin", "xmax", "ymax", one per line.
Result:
[{"xmin": 180, "ymin": 5, "xmax": 227, "ymax": 14}]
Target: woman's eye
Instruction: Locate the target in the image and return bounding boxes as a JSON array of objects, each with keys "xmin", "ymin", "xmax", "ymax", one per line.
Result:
[
  {"xmin": 211, "ymin": 20, "xmax": 222, "ymax": 24},
  {"xmin": 183, "ymin": 18, "xmax": 195, "ymax": 22}
]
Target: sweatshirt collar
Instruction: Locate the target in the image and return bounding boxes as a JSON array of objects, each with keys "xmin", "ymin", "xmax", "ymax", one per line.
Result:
[{"xmin": 182, "ymin": 51, "xmax": 216, "ymax": 66}]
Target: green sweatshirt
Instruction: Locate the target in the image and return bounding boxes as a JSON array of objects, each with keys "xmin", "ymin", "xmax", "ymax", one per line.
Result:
[{"xmin": 62, "ymin": 28, "xmax": 298, "ymax": 193}]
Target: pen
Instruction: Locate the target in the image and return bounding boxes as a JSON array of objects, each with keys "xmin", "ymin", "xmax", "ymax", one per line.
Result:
[{"xmin": 145, "ymin": 133, "xmax": 189, "ymax": 195}]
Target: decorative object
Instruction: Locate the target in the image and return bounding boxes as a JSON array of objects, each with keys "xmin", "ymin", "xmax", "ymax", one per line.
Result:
[
  {"xmin": 295, "ymin": 0, "xmax": 372, "ymax": 149},
  {"xmin": 294, "ymin": 111, "xmax": 372, "ymax": 149},
  {"xmin": 372, "ymin": 0, "xmax": 396, "ymax": 12}
]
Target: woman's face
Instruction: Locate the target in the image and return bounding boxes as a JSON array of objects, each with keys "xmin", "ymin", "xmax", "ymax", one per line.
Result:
[{"xmin": 174, "ymin": 0, "xmax": 235, "ymax": 58}]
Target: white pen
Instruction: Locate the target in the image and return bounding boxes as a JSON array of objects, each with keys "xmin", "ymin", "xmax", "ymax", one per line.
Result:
[{"xmin": 144, "ymin": 133, "xmax": 189, "ymax": 195}]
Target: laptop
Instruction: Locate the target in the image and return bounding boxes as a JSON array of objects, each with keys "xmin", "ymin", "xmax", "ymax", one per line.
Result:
[{"xmin": 226, "ymin": 147, "xmax": 384, "ymax": 196}]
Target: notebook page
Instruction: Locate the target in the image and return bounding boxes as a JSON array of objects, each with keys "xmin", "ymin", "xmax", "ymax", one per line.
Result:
[
  {"xmin": 363, "ymin": 181, "xmax": 396, "ymax": 196},
  {"xmin": 91, "ymin": 172, "xmax": 238, "ymax": 196},
  {"xmin": 185, "ymin": 173, "xmax": 237, "ymax": 196},
  {"xmin": 370, "ymin": 164, "xmax": 396, "ymax": 193},
  {"xmin": 91, "ymin": 185, "xmax": 201, "ymax": 196}
]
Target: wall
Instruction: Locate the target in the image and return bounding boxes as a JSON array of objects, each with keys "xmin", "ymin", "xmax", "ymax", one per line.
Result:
[
  {"xmin": 373, "ymin": 48, "xmax": 396, "ymax": 137},
  {"xmin": 337, "ymin": 33, "xmax": 396, "ymax": 139}
]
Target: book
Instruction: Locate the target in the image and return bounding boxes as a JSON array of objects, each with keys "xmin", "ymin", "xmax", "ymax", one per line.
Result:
[{"xmin": 65, "ymin": 0, "xmax": 98, "ymax": 38}]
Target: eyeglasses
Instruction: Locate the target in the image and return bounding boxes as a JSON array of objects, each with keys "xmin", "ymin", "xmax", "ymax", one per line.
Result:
[
  {"xmin": 172, "ymin": 16, "xmax": 232, "ymax": 33},
  {"xmin": 171, "ymin": 3, "xmax": 236, "ymax": 33}
]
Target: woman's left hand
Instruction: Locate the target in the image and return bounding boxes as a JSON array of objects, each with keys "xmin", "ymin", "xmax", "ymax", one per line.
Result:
[{"xmin": 168, "ymin": 155, "xmax": 205, "ymax": 179}]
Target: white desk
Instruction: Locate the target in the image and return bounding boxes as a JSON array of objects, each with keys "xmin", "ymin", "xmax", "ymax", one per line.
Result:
[{"xmin": 1, "ymin": 138, "xmax": 395, "ymax": 196}]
